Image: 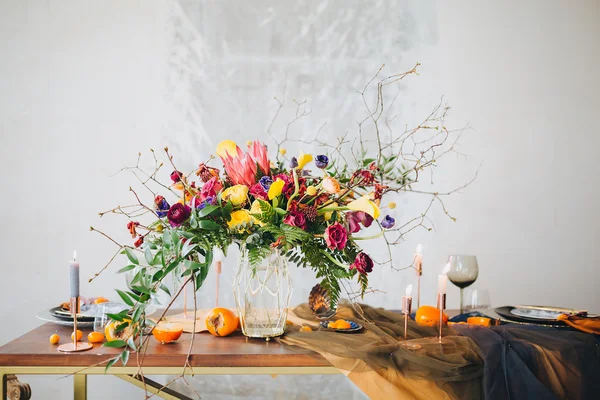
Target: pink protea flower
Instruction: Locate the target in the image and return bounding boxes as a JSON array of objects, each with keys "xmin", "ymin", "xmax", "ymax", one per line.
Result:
[
  {"xmin": 248, "ymin": 140, "xmax": 270, "ymax": 177},
  {"xmin": 220, "ymin": 141, "xmax": 271, "ymax": 187}
]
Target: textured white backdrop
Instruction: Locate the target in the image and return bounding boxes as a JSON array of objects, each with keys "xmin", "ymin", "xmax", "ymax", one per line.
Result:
[{"xmin": 1, "ymin": 0, "xmax": 599, "ymax": 398}]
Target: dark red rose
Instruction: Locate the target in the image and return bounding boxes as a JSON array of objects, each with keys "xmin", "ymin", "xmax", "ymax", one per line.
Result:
[
  {"xmin": 133, "ymin": 235, "xmax": 144, "ymax": 248},
  {"xmin": 283, "ymin": 211, "xmax": 307, "ymax": 230},
  {"xmin": 200, "ymin": 176, "xmax": 223, "ymax": 200},
  {"xmin": 249, "ymin": 182, "xmax": 268, "ymax": 200},
  {"xmin": 167, "ymin": 203, "xmax": 191, "ymax": 227},
  {"xmin": 324, "ymin": 222, "xmax": 348, "ymax": 250},
  {"xmin": 126, "ymin": 221, "xmax": 139, "ymax": 238},
  {"xmin": 350, "ymin": 252, "xmax": 373, "ymax": 275},
  {"xmin": 170, "ymin": 170, "xmax": 184, "ymax": 183}
]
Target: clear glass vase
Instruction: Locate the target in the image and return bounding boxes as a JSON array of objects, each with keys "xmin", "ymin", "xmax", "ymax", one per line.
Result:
[{"xmin": 233, "ymin": 245, "xmax": 293, "ymax": 338}]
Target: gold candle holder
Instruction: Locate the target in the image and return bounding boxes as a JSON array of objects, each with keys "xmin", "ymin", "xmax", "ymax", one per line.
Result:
[
  {"xmin": 57, "ymin": 297, "xmax": 92, "ymax": 353},
  {"xmin": 415, "ymin": 261, "xmax": 422, "ymax": 309},
  {"xmin": 401, "ymin": 296, "xmax": 412, "ymax": 340},
  {"xmin": 437, "ymin": 293, "xmax": 446, "ymax": 343}
]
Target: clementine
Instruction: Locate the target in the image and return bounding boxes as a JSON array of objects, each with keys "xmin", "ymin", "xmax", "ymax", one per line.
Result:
[
  {"xmin": 71, "ymin": 330, "xmax": 83, "ymax": 342},
  {"xmin": 415, "ymin": 305, "xmax": 449, "ymax": 327},
  {"xmin": 205, "ymin": 308, "xmax": 239, "ymax": 337},
  {"xmin": 93, "ymin": 297, "xmax": 109, "ymax": 304},
  {"xmin": 49, "ymin": 334, "xmax": 60, "ymax": 344},
  {"xmin": 87, "ymin": 332, "xmax": 105, "ymax": 343},
  {"xmin": 152, "ymin": 322, "xmax": 184, "ymax": 344},
  {"xmin": 300, "ymin": 326, "xmax": 313, "ymax": 332}
]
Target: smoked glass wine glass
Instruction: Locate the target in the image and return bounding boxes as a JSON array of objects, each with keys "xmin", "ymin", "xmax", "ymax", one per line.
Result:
[{"xmin": 447, "ymin": 255, "xmax": 479, "ymax": 314}]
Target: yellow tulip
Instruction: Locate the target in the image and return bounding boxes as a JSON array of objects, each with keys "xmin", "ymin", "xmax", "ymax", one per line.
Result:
[
  {"xmin": 221, "ymin": 185, "xmax": 248, "ymax": 206},
  {"xmin": 268, "ymin": 178, "xmax": 285, "ymax": 200},
  {"xmin": 296, "ymin": 151, "xmax": 313, "ymax": 169},
  {"xmin": 323, "ymin": 202, "xmax": 338, "ymax": 221},
  {"xmin": 249, "ymin": 200, "xmax": 265, "ymax": 226},
  {"xmin": 227, "ymin": 209, "xmax": 252, "ymax": 231},
  {"xmin": 216, "ymin": 140, "xmax": 239, "ymax": 158},
  {"xmin": 347, "ymin": 195, "xmax": 380, "ymax": 219},
  {"xmin": 306, "ymin": 186, "xmax": 317, "ymax": 196}
]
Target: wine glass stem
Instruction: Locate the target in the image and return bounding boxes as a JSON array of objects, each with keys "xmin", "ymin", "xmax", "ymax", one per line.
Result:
[{"xmin": 460, "ymin": 288, "xmax": 464, "ymax": 314}]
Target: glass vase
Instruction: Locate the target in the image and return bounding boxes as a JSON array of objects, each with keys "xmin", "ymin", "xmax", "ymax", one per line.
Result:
[{"xmin": 233, "ymin": 245, "xmax": 293, "ymax": 339}]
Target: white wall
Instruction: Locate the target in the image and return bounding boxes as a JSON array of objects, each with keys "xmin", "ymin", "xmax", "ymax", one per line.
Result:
[{"xmin": 1, "ymin": 1, "xmax": 598, "ymax": 398}]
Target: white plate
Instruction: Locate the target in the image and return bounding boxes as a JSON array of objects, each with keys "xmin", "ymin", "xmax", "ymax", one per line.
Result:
[
  {"xmin": 510, "ymin": 307, "xmax": 564, "ymax": 320},
  {"xmin": 36, "ymin": 310, "xmax": 94, "ymax": 327}
]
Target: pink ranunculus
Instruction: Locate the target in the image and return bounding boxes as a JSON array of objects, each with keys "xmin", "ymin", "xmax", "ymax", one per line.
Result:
[
  {"xmin": 283, "ymin": 211, "xmax": 307, "ymax": 230},
  {"xmin": 349, "ymin": 252, "xmax": 374, "ymax": 275},
  {"xmin": 249, "ymin": 182, "xmax": 268, "ymax": 200},
  {"xmin": 167, "ymin": 203, "xmax": 191, "ymax": 227},
  {"xmin": 200, "ymin": 176, "xmax": 223, "ymax": 200},
  {"xmin": 324, "ymin": 222, "xmax": 348, "ymax": 250}
]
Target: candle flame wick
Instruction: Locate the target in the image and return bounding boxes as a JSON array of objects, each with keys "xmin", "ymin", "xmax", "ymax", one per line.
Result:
[
  {"xmin": 406, "ymin": 284, "xmax": 413, "ymax": 297},
  {"xmin": 416, "ymin": 244, "xmax": 423, "ymax": 254},
  {"xmin": 73, "ymin": 250, "xmax": 77, "ymax": 261}
]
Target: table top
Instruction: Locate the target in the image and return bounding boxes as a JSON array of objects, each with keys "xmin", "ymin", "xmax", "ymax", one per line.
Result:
[{"xmin": 0, "ymin": 323, "xmax": 331, "ymax": 368}]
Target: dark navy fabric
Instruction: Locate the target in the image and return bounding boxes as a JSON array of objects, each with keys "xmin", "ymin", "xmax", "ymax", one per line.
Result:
[{"xmin": 450, "ymin": 315, "xmax": 600, "ymax": 400}]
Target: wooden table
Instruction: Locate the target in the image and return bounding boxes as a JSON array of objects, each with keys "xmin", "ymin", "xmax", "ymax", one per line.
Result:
[{"xmin": 0, "ymin": 323, "xmax": 338, "ymax": 400}]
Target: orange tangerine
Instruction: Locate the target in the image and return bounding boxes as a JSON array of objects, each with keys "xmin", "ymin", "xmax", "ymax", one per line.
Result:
[
  {"xmin": 49, "ymin": 334, "xmax": 60, "ymax": 344},
  {"xmin": 152, "ymin": 322, "xmax": 184, "ymax": 344},
  {"xmin": 206, "ymin": 308, "xmax": 239, "ymax": 337},
  {"xmin": 300, "ymin": 326, "xmax": 313, "ymax": 332},
  {"xmin": 71, "ymin": 330, "xmax": 83, "ymax": 342},
  {"xmin": 87, "ymin": 332, "xmax": 105, "ymax": 343}
]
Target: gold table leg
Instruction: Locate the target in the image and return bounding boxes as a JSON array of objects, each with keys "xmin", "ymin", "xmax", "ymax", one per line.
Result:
[{"xmin": 73, "ymin": 374, "xmax": 87, "ymax": 400}]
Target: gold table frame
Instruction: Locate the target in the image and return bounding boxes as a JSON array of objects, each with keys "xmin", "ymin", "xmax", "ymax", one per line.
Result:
[{"xmin": 0, "ymin": 366, "xmax": 340, "ymax": 400}]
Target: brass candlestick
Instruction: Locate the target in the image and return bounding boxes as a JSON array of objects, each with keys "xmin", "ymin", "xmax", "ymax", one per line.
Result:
[
  {"xmin": 57, "ymin": 297, "xmax": 92, "ymax": 352},
  {"xmin": 402, "ymin": 296, "xmax": 412, "ymax": 340},
  {"xmin": 415, "ymin": 259, "xmax": 422, "ymax": 309},
  {"xmin": 437, "ymin": 293, "xmax": 446, "ymax": 343}
]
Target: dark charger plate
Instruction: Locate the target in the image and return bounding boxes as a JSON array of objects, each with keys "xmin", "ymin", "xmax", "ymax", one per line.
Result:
[
  {"xmin": 49, "ymin": 306, "xmax": 95, "ymax": 322},
  {"xmin": 495, "ymin": 306, "xmax": 567, "ymax": 327}
]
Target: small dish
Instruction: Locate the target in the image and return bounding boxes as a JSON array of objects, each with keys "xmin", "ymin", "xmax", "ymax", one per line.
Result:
[{"xmin": 320, "ymin": 320, "xmax": 363, "ymax": 333}]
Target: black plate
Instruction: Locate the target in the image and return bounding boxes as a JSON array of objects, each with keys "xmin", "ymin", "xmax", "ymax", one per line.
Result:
[
  {"xmin": 49, "ymin": 306, "xmax": 95, "ymax": 322},
  {"xmin": 495, "ymin": 306, "xmax": 566, "ymax": 326}
]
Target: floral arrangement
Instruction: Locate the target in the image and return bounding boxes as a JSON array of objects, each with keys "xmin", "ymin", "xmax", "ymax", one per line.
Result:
[{"xmin": 123, "ymin": 139, "xmax": 403, "ymax": 308}]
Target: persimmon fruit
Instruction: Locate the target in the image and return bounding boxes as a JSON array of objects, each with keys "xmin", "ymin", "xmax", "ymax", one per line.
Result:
[
  {"xmin": 415, "ymin": 305, "xmax": 449, "ymax": 327},
  {"xmin": 206, "ymin": 308, "xmax": 239, "ymax": 337},
  {"xmin": 152, "ymin": 322, "xmax": 184, "ymax": 344}
]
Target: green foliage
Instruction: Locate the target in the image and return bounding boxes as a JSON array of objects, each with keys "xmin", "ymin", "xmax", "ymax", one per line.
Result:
[{"xmin": 252, "ymin": 200, "xmax": 276, "ymax": 224}]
